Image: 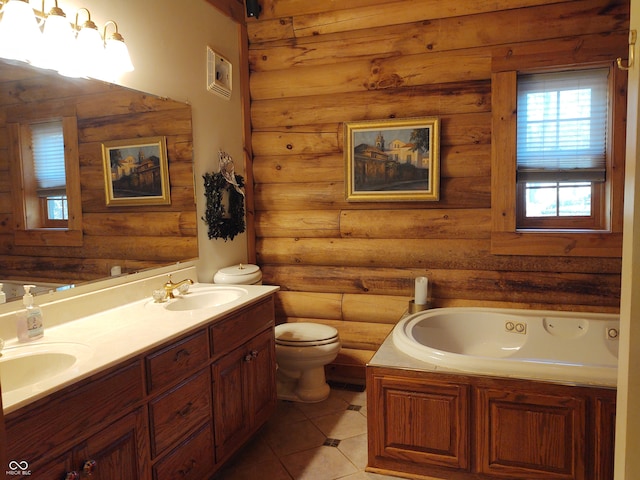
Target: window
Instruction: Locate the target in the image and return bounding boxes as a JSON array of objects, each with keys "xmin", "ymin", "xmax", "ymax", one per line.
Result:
[
  {"xmin": 8, "ymin": 115, "xmax": 83, "ymax": 246},
  {"xmin": 516, "ymin": 69, "xmax": 609, "ymax": 230},
  {"xmin": 491, "ymin": 63, "xmax": 625, "ymax": 257}
]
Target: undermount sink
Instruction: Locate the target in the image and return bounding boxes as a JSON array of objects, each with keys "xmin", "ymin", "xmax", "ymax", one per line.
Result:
[
  {"xmin": 0, "ymin": 343, "xmax": 92, "ymax": 393},
  {"xmin": 164, "ymin": 287, "xmax": 247, "ymax": 311}
]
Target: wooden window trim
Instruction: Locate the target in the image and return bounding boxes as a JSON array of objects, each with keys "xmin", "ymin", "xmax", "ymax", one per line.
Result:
[
  {"xmin": 8, "ymin": 116, "xmax": 83, "ymax": 247},
  {"xmin": 491, "ymin": 64, "xmax": 625, "ymax": 258}
]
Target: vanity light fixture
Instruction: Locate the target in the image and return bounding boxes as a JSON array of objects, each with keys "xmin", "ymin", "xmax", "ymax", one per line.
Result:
[{"xmin": 0, "ymin": 0, "xmax": 134, "ymax": 80}]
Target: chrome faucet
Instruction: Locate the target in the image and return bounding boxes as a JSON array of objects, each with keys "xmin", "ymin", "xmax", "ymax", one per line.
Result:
[{"xmin": 163, "ymin": 277, "xmax": 194, "ymax": 299}]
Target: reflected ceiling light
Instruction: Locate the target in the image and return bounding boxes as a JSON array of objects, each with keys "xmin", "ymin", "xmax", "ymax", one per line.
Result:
[
  {"xmin": 0, "ymin": 0, "xmax": 134, "ymax": 80},
  {"xmin": 0, "ymin": 0, "xmax": 42, "ymax": 62}
]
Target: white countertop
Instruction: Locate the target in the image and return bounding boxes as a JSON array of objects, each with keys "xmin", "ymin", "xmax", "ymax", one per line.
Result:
[{"xmin": 1, "ymin": 283, "xmax": 279, "ymax": 414}]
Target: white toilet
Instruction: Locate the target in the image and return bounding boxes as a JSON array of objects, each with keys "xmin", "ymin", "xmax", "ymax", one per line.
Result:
[{"xmin": 274, "ymin": 322, "xmax": 341, "ymax": 403}]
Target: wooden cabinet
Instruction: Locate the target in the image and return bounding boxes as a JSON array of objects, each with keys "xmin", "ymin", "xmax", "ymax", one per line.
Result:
[
  {"xmin": 71, "ymin": 409, "xmax": 148, "ymax": 480},
  {"xmin": 212, "ymin": 327, "xmax": 276, "ymax": 462},
  {"xmin": 147, "ymin": 295, "xmax": 276, "ymax": 477},
  {"xmin": 5, "ymin": 361, "xmax": 149, "ymax": 480},
  {"xmin": 367, "ymin": 370, "xmax": 469, "ymax": 475},
  {"xmin": 476, "ymin": 387, "xmax": 587, "ymax": 480},
  {"xmin": 210, "ymin": 299, "xmax": 277, "ymax": 464},
  {"xmin": 366, "ymin": 366, "xmax": 616, "ymax": 480},
  {"xmin": 4, "ymin": 294, "xmax": 277, "ymax": 480}
]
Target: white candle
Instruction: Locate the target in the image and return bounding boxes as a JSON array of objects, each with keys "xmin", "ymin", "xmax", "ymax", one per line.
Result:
[{"xmin": 414, "ymin": 276, "xmax": 428, "ymax": 305}]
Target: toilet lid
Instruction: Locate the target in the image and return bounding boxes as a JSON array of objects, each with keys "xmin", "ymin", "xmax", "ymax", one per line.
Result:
[{"xmin": 275, "ymin": 323, "xmax": 339, "ymax": 347}]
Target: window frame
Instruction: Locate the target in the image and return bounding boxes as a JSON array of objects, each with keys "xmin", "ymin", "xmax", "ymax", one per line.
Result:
[
  {"xmin": 8, "ymin": 114, "xmax": 83, "ymax": 247},
  {"xmin": 491, "ymin": 62, "xmax": 625, "ymax": 257}
]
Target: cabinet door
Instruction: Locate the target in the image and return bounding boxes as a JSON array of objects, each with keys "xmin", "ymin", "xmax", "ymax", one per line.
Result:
[
  {"xmin": 245, "ymin": 328, "xmax": 277, "ymax": 429},
  {"xmin": 212, "ymin": 344, "xmax": 250, "ymax": 462},
  {"xmin": 594, "ymin": 395, "xmax": 616, "ymax": 480},
  {"xmin": 367, "ymin": 369, "xmax": 470, "ymax": 476},
  {"xmin": 476, "ymin": 387, "xmax": 586, "ymax": 480},
  {"xmin": 72, "ymin": 408, "xmax": 150, "ymax": 480},
  {"xmin": 212, "ymin": 327, "xmax": 277, "ymax": 463}
]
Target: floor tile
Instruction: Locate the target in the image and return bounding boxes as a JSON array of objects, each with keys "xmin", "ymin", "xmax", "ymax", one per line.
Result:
[
  {"xmin": 311, "ymin": 409, "xmax": 368, "ymax": 440},
  {"xmin": 337, "ymin": 433, "xmax": 368, "ymax": 470},
  {"xmin": 263, "ymin": 417, "xmax": 327, "ymax": 457},
  {"xmin": 222, "ymin": 387, "xmax": 410, "ymax": 479},
  {"xmin": 281, "ymin": 445, "xmax": 358, "ymax": 480}
]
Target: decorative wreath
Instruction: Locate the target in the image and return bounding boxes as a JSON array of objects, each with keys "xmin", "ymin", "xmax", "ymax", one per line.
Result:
[
  {"xmin": 202, "ymin": 171, "xmax": 246, "ymax": 241},
  {"xmin": 202, "ymin": 150, "xmax": 246, "ymax": 241}
]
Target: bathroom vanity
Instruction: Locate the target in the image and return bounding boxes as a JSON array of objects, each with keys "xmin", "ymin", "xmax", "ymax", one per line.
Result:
[{"xmin": 1, "ymin": 267, "xmax": 278, "ymax": 480}]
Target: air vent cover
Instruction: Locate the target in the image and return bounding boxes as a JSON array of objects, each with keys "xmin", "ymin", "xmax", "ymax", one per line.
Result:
[{"xmin": 207, "ymin": 46, "xmax": 232, "ymax": 99}]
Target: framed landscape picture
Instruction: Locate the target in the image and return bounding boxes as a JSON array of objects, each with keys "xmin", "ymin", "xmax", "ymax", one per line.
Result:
[
  {"xmin": 102, "ymin": 136, "xmax": 171, "ymax": 206},
  {"xmin": 344, "ymin": 117, "xmax": 440, "ymax": 202}
]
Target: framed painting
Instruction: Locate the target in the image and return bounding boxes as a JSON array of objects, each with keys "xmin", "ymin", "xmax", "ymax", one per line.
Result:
[
  {"xmin": 101, "ymin": 136, "xmax": 171, "ymax": 206},
  {"xmin": 344, "ymin": 117, "xmax": 440, "ymax": 202}
]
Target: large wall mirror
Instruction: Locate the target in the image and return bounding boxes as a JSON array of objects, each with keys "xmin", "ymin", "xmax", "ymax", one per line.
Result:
[{"xmin": 0, "ymin": 58, "xmax": 198, "ymax": 301}]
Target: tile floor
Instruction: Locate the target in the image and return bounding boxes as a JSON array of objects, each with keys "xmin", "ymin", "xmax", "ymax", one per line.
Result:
[{"xmin": 214, "ymin": 385, "xmax": 403, "ymax": 480}]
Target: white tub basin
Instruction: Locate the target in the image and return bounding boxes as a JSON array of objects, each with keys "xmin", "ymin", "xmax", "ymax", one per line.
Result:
[
  {"xmin": 0, "ymin": 342, "xmax": 93, "ymax": 393},
  {"xmin": 392, "ymin": 307, "xmax": 619, "ymax": 387},
  {"xmin": 164, "ymin": 287, "xmax": 247, "ymax": 311}
]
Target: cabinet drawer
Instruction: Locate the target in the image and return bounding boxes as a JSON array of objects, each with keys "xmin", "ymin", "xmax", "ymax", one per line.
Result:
[
  {"xmin": 146, "ymin": 330, "xmax": 209, "ymax": 393},
  {"xmin": 152, "ymin": 423, "xmax": 215, "ymax": 480},
  {"xmin": 6, "ymin": 360, "xmax": 143, "ymax": 464},
  {"xmin": 149, "ymin": 369, "xmax": 212, "ymax": 457},
  {"xmin": 210, "ymin": 297, "xmax": 274, "ymax": 357}
]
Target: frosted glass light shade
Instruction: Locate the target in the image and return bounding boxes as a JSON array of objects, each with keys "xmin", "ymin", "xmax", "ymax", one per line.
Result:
[
  {"xmin": 0, "ymin": 0, "xmax": 42, "ymax": 62},
  {"xmin": 102, "ymin": 36, "xmax": 134, "ymax": 80},
  {"xmin": 60, "ymin": 23, "xmax": 103, "ymax": 78},
  {"xmin": 34, "ymin": 13, "xmax": 75, "ymax": 71}
]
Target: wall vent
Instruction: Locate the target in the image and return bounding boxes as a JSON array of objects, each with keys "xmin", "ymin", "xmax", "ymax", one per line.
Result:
[{"xmin": 207, "ymin": 46, "xmax": 232, "ymax": 100}]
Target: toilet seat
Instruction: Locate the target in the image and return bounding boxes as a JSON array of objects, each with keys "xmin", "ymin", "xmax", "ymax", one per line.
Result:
[{"xmin": 275, "ymin": 323, "xmax": 339, "ymax": 347}]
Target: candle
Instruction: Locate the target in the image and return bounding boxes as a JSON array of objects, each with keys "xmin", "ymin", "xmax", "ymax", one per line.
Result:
[{"xmin": 414, "ymin": 276, "xmax": 428, "ymax": 305}]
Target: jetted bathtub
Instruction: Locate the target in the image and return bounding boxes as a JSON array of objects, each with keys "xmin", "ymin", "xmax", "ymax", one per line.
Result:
[{"xmin": 392, "ymin": 307, "xmax": 619, "ymax": 387}]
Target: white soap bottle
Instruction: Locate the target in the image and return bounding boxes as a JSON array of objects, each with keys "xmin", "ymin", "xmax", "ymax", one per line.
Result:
[
  {"xmin": 0, "ymin": 283, "xmax": 5, "ymax": 304},
  {"xmin": 17, "ymin": 285, "xmax": 44, "ymax": 342}
]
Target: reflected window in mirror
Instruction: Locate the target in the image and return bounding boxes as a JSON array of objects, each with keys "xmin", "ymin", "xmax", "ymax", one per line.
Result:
[
  {"xmin": 9, "ymin": 115, "xmax": 83, "ymax": 246},
  {"xmin": 23, "ymin": 120, "xmax": 69, "ymax": 228}
]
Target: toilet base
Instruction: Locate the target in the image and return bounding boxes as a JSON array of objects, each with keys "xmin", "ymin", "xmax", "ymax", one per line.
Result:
[{"xmin": 276, "ymin": 366, "xmax": 330, "ymax": 403}]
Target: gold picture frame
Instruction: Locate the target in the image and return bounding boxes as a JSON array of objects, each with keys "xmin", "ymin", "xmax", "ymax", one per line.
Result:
[
  {"xmin": 101, "ymin": 136, "xmax": 171, "ymax": 206},
  {"xmin": 344, "ymin": 117, "xmax": 440, "ymax": 202}
]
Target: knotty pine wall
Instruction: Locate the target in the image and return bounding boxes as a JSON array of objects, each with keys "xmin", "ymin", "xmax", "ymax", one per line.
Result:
[
  {"xmin": 247, "ymin": 0, "xmax": 629, "ymax": 382},
  {"xmin": 0, "ymin": 61, "xmax": 197, "ymax": 284}
]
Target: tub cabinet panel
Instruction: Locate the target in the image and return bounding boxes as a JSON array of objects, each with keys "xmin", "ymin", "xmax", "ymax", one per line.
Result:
[
  {"xmin": 476, "ymin": 388, "xmax": 586, "ymax": 479},
  {"xmin": 594, "ymin": 396, "xmax": 616, "ymax": 480},
  {"xmin": 367, "ymin": 368, "xmax": 470, "ymax": 477},
  {"xmin": 366, "ymin": 365, "xmax": 616, "ymax": 480}
]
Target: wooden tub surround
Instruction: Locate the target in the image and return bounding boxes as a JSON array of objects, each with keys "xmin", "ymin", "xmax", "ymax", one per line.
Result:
[{"xmin": 366, "ymin": 337, "xmax": 617, "ymax": 480}]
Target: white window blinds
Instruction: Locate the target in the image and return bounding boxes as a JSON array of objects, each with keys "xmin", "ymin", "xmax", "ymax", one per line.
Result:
[
  {"xmin": 30, "ymin": 120, "xmax": 66, "ymax": 195},
  {"xmin": 516, "ymin": 68, "xmax": 609, "ymax": 182}
]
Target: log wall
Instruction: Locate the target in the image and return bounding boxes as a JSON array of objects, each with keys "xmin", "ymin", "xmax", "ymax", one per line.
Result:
[
  {"xmin": 0, "ymin": 61, "xmax": 197, "ymax": 284},
  {"xmin": 247, "ymin": 0, "xmax": 629, "ymax": 382}
]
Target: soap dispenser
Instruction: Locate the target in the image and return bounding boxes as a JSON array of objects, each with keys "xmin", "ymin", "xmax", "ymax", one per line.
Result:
[{"xmin": 17, "ymin": 285, "xmax": 44, "ymax": 342}]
